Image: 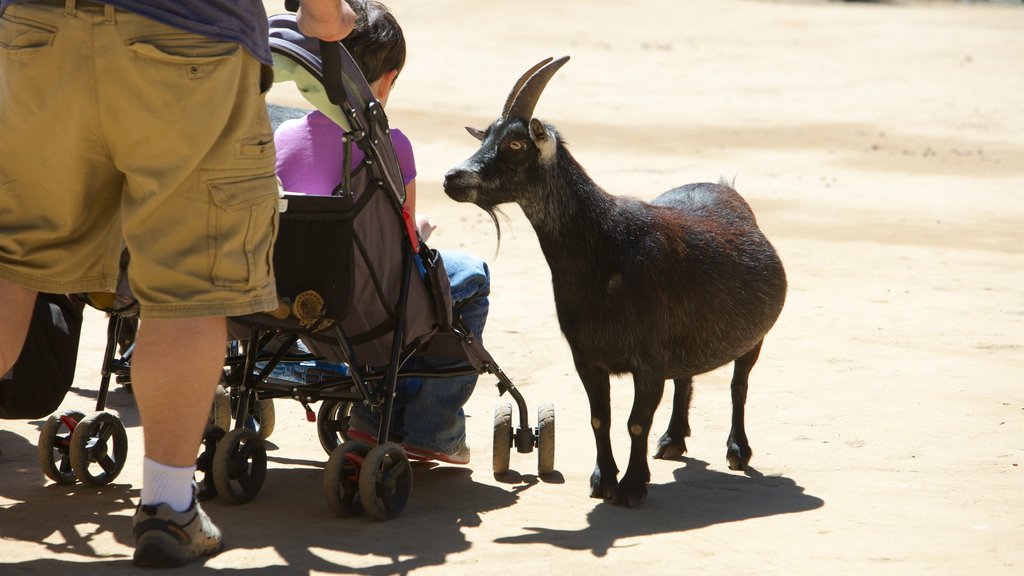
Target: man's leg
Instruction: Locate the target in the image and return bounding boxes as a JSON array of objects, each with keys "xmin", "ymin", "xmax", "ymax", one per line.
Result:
[
  {"xmin": 130, "ymin": 316, "xmax": 226, "ymax": 468},
  {"xmin": 129, "ymin": 316, "xmax": 226, "ymax": 567},
  {"xmin": 0, "ymin": 279, "xmax": 38, "ymax": 374}
]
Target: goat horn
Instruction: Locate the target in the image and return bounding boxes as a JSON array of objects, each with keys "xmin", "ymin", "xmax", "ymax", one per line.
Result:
[
  {"xmin": 501, "ymin": 57, "xmax": 552, "ymax": 119},
  {"xmin": 503, "ymin": 55, "xmax": 570, "ymax": 120}
]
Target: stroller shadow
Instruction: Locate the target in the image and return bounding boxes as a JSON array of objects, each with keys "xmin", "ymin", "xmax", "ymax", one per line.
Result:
[
  {"xmin": 495, "ymin": 458, "xmax": 824, "ymax": 557},
  {"xmin": 0, "ymin": 433, "xmax": 525, "ymax": 574},
  {"xmin": 205, "ymin": 463, "xmax": 527, "ymax": 574},
  {"xmin": 0, "ymin": 430, "xmax": 138, "ymax": 562}
]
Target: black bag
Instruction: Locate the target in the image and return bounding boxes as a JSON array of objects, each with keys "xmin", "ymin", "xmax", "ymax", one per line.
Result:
[{"xmin": 0, "ymin": 293, "xmax": 82, "ymax": 419}]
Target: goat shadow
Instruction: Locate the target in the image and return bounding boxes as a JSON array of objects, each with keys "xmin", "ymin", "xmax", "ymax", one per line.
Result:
[{"xmin": 496, "ymin": 457, "xmax": 824, "ymax": 557}]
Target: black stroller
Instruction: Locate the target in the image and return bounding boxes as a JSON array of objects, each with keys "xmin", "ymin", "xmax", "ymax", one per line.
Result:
[{"xmin": 198, "ymin": 13, "xmax": 554, "ymax": 520}]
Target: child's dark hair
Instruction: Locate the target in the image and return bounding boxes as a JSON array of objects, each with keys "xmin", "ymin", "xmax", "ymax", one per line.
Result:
[{"xmin": 343, "ymin": 0, "xmax": 406, "ymax": 84}]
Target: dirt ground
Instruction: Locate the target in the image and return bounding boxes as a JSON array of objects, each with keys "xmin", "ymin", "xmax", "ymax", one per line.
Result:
[{"xmin": 2, "ymin": 0, "xmax": 1022, "ymax": 573}]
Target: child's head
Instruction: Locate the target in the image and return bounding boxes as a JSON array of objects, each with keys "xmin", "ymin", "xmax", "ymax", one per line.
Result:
[{"xmin": 343, "ymin": 0, "xmax": 406, "ymax": 105}]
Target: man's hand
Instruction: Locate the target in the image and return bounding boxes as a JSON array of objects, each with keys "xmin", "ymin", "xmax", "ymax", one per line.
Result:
[{"xmin": 297, "ymin": 0, "xmax": 356, "ymax": 42}]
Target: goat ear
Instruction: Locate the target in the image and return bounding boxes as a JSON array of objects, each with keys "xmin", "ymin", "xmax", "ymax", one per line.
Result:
[
  {"xmin": 465, "ymin": 126, "xmax": 486, "ymax": 141},
  {"xmin": 529, "ymin": 118, "xmax": 557, "ymax": 162},
  {"xmin": 529, "ymin": 118, "xmax": 548, "ymax": 143}
]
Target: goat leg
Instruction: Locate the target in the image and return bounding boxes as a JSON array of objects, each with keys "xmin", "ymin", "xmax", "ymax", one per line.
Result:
[
  {"xmin": 654, "ymin": 376, "xmax": 694, "ymax": 459},
  {"xmin": 726, "ymin": 341, "xmax": 762, "ymax": 470},
  {"xmin": 612, "ymin": 371, "xmax": 666, "ymax": 507},
  {"xmin": 578, "ymin": 364, "xmax": 618, "ymax": 499}
]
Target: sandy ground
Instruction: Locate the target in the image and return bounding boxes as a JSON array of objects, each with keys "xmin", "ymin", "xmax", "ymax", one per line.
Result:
[{"xmin": 2, "ymin": 0, "xmax": 1022, "ymax": 573}]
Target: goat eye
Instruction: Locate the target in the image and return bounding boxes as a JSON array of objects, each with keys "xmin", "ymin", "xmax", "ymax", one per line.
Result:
[{"xmin": 509, "ymin": 140, "xmax": 525, "ymax": 151}]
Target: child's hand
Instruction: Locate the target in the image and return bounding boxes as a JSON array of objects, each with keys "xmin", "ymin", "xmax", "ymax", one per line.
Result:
[{"xmin": 417, "ymin": 215, "xmax": 437, "ymax": 242}]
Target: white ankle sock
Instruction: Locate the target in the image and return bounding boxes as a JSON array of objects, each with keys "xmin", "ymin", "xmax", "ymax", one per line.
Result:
[{"xmin": 140, "ymin": 457, "xmax": 196, "ymax": 512}]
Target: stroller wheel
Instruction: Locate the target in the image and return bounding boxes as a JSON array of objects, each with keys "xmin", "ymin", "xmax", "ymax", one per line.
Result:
[
  {"xmin": 536, "ymin": 403, "xmax": 556, "ymax": 475},
  {"xmin": 226, "ymin": 390, "xmax": 276, "ymax": 439},
  {"xmin": 358, "ymin": 443, "xmax": 412, "ymax": 521},
  {"xmin": 317, "ymin": 400, "xmax": 353, "ymax": 455},
  {"xmin": 213, "ymin": 427, "xmax": 267, "ymax": 504},
  {"xmin": 253, "ymin": 399, "xmax": 276, "ymax": 439},
  {"xmin": 492, "ymin": 402, "xmax": 513, "ymax": 475},
  {"xmin": 38, "ymin": 410, "xmax": 86, "ymax": 485},
  {"xmin": 195, "ymin": 424, "xmax": 226, "ymax": 501},
  {"xmin": 323, "ymin": 440, "xmax": 369, "ymax": 517},
  {"xmin": 209, "ymin": 385, "xmax": 232, "ymax": 432},
  {"xmin": 69, "ymin": 411, "xmax": 128, "ymax": 487}
]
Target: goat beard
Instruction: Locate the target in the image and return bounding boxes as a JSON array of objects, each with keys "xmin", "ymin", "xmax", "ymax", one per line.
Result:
[{"xmin": 479, "ymin": 205, "xmax": 511, "ymax": 256}]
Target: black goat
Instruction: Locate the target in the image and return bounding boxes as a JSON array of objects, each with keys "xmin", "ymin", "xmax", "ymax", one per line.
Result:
[{"xmin": 443, "ymin": 56, "xmax": 787, "ymax": 507}]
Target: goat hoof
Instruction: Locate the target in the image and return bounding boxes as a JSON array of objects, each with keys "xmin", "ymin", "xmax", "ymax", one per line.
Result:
[
  {"xmin": 654, "ymin": 433, "xmax": 687, "ymax": 460},
  {"xmin": 589, "ymin": 468, "xmax": 618, "ymax": 500},
  {"xmin": 611, "ymin": 474, "xmax": 648, "ymax": 507},
  {"xmin": 726, "ymin": 442, "xmax": 752, "ymax": 471}
]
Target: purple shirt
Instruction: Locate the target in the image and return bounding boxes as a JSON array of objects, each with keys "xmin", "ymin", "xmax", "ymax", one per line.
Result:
[{"xmin": 275, "ymin": 110, "xmax": 416, "ymax": 196}]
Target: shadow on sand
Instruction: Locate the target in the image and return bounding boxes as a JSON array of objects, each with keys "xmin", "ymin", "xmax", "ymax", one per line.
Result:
[{"xmin": 496, "ymin": 457, "xmax": 824, "ymax": 557}]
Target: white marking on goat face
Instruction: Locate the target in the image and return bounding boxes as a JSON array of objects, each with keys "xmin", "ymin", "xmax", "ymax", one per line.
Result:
[{"xmin": 529, "ymin": 118, "xmax": 557, "ymax": 165}]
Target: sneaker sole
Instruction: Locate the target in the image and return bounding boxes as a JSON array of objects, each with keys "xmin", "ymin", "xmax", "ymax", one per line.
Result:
[
  {"xmin": 133, "ymin": 532, "xmax": 224, "ymax": 567},
  {"xmin": 347, "ymin": 429, "xmax": 469, "ymax": 465}
]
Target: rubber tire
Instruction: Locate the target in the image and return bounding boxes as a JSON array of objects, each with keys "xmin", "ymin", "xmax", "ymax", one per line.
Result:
[
  {"xmin": 359, "ymin": 443, "xmax": 412, "ymax": 521},
  {"xmin": 213, "ymin": 427, "xmax": 267, "ymax": 504},
  {"xmin": 38, "ymin": 410, "xmax": 85, "ymax": 485},
  {"xmin": 254, "ymin": 399, "xmax": 276, "ymax": 439},
  {"xmin": 69, "ymin": 411, "xmax": 128, "ymax": 487},
  {"xmin": 209, "ymin": 385, "xmax": 231, "ymax": 432},
  {"xmin": 323, "ymin": 440, "xmax": 370, "ymax": 517},
  {"xmin": 317, "ymin": 400, "xmax": 353, "ymax": 455},
  {"xmin": 493, "ymin": 402, "xmax": 513, "ymax": 475},
  {"xmin": 536, "ymin": 402, "xmax": 556, "ymax": 475}
]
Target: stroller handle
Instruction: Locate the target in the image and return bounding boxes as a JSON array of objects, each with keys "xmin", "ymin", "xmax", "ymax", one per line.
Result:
[{"xmin": 319, "ymin": 40, "xmax": 346, "ymax": 106}]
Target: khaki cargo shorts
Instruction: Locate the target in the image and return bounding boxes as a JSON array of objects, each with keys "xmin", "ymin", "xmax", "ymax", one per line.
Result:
[{"xmin": 0, "ymin": 2, "xmax": 280, "ymax": 318}]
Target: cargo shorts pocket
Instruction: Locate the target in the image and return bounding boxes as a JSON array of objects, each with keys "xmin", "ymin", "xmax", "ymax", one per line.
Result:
[
  {"xmin": 0, "ymin": 12, "xmax": 57, "ymax": 53},
  {"xmin": 207, "ymin": 173, "xmax": 279, "ymax": 289},
  {"xmin": 127, "ymin": 33, "xmax": 238, "ymax": 79}
]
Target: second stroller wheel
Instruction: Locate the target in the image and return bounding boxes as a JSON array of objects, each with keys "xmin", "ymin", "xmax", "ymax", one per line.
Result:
[
  {"xmin": 492, "ymin": 402, "xmax": 513, "ymax": 475},
  {"xmin": 324, "ymin": 440, "xmax": 369, "ymax": 517},
  {"xmin": 69, "ymin": 411, "xmax": 128, "ymax": 487},
  {"xmin": 209, "ymin": 385, "xmax": 231, "ymax": 432},
  {"xmin": 358, "ymin": 443, "xmax": 412, "ymax": 521},
  {"xmin": 317, "ymin": 400, "xmax": 353, "ymax": 455},
  {"xmin": 213, "ymin": 427, "xmax": 267, "ymax": 504},
  {"xmin": 536, "ymin": 403, "xmax": 556, "ymax": 475},
  {"xmin": 38, "ymin": 410, "xmax": 85, "ymax": 485},
  {"xmin": 254, "ymin": 399, "xmax": 276, "ymax": 439}
]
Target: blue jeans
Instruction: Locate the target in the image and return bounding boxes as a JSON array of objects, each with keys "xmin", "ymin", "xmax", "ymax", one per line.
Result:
[{"xmin": 351, "ymin": 250, "xmax": 489, "ymax": 452}]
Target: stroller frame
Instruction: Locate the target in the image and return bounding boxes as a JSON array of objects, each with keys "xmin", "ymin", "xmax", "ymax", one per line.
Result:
[{"xmin": 200, "ymin": 12, "xmax": 550, "ymax": 520}]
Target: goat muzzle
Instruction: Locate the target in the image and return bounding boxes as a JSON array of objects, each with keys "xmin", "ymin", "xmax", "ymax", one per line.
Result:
[{"xmin": 442, "ymin": 168, "xmax": 482, "ymax": 203}]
